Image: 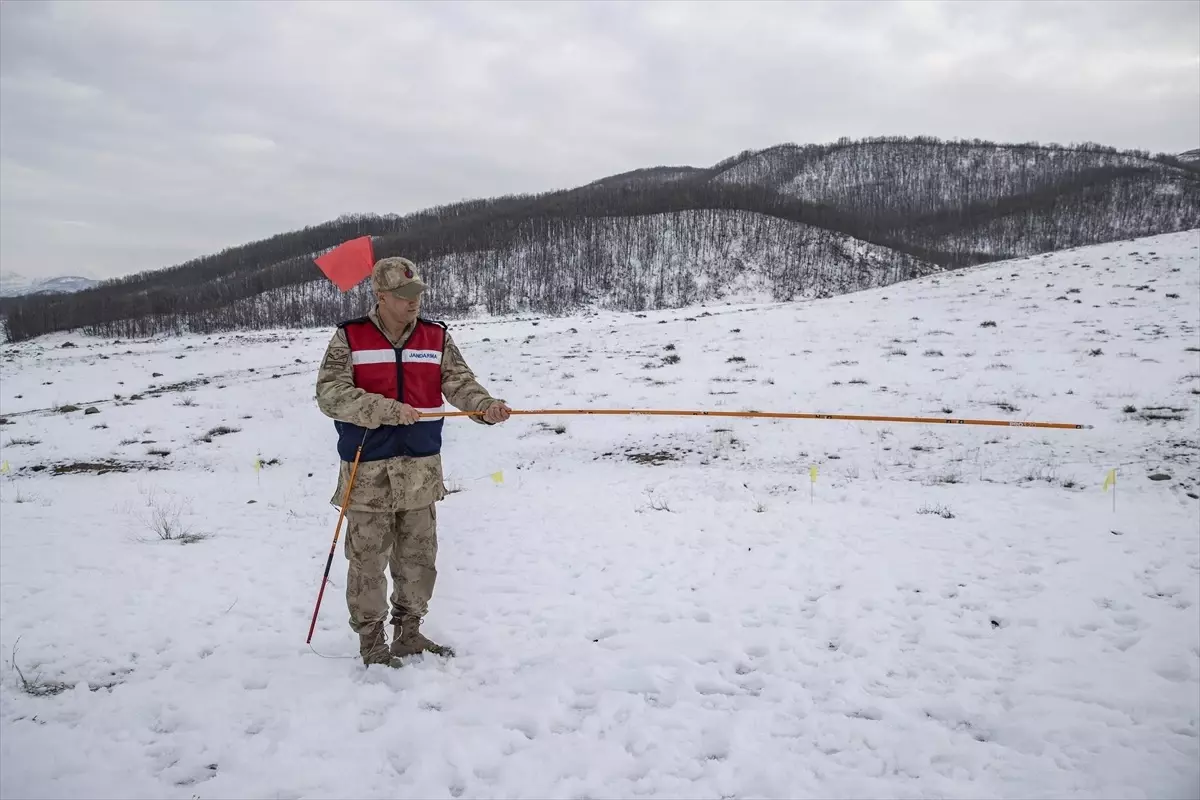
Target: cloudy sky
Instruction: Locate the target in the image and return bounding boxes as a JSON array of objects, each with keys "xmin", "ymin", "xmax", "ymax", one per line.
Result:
[{"xmin": 1, "ymin": 0, "xmax": 1197, "ymax": 281}]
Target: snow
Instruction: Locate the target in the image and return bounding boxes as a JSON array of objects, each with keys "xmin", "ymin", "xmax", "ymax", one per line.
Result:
[{"xmin": 2, "ymin": 230, "xmax": 1199, "ymax": 799}]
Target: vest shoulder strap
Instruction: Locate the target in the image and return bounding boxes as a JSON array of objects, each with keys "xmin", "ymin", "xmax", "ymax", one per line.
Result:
[
  {"xmin": 337, "ymin": 316, "xmax": 372, "ymax": 330},
  {"xmin": 418, "ymin": 317, "xmax": 448, "ymax": 330}
]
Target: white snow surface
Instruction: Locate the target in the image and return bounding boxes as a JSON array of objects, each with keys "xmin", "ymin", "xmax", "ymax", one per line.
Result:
[{"xmin": 1, "ymin": 231, "xmax": 1198, "ymax": 799}]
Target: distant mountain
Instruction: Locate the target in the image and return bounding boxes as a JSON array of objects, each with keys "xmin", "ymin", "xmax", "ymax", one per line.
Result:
[
  {"xmin": 0, "ymin": 272, "xmax": 100, "ymax": 299},
  {"xmin": 3, "ymin": 135, "xmax": 1198, "ymax": 343},
  {"xmin": 1179, "ymin": 149, "xmax": 1200, "ymax": 164}
]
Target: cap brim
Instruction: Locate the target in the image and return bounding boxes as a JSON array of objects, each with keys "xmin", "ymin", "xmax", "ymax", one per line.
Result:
[{"xmin": 387, "ymin": 282, "xmax": 425, "ymax": 300}]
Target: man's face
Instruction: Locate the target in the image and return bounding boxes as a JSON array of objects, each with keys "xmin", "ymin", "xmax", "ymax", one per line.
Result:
[{"xmin": 378, "ymin": 291, "xmax": 421, "ymax": 325}]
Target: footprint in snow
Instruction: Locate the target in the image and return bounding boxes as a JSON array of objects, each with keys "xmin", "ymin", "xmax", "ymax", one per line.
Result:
[
  {"xmin": 589, "ymin": 627, "xmax": 618, "ymax": 643},
  {"xmin": 358, "ymin": 708, "xmax": 387, "ymax": 733}
]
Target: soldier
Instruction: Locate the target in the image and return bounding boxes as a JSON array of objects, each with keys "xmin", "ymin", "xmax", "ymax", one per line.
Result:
[{"xmin": 315, "ymin": 256, "xmax": 511, "ymax": 667}]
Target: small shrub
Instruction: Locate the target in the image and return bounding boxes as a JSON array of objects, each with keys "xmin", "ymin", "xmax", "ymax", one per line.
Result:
[
  {"xmin": 918, "ymin": 504, "xmax": 955, "ymax": 519},
  {"xmin": 848, "ymin": 378, "xmax": 868, "ymax": 385},
  {"xmin": 662, "ymin": 354, "xmax": 681, "ymax": 365},
  {"xmin": 1123, "ymin": 405, "xmax": 1137, "ymax": 414},
  {"xmin": 888, "ymin": 348, "xmax": 907, "ymax": 357},
  {"xmin": 147, "ymin": 448, "xmax": 171, "ymax": 458},
  {"xmin": 177, "ymin": 395, "xmax": 198, "ymax": 407},
  {"xmin": 199, "ymin": 426, "xmax": 240, "ymax": 443},
  {"xmin": 1139, "ymin": 406, "xmax": 1187, "ymax": 422},
  {"xmin": 11, "ymin": 638, "xmax": 72, "ymax": 698},
  {"xmin": 54, "ymin": 404, "xmax": 81, "ymax": 414},
  {"xmin": 924, "ymin": 349, "xmax": 944, "ymax": 357},
  {"xmin": 727, "ymin": 356, "xmax": 746, "ymax": 363},
  {"xmin": 5, "ymin": 437, "xmax": 40, "ymax": 447},
  {"xmin": 664, "ymin": 344, "xmax": 676, "ymax": 351},
  {"xmin": 980, "ymin": 321, "xmax": 997, "ymax": 328}
]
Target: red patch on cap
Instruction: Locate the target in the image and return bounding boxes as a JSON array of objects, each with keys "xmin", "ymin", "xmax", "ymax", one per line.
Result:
[{"xmin": 404, "ymin": 267, "xmax": 413, "ymax": 279}]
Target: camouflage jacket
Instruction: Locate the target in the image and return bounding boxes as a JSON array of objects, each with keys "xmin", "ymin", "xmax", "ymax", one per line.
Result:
[{"xmin": 315, "ymin": 307, "xmax": 502, "ymax": 511}]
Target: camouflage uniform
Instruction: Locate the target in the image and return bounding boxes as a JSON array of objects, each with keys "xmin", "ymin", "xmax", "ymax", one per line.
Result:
[{"xmin": 315, "ymin": 257, "xmax": 503, "ymax": 666}]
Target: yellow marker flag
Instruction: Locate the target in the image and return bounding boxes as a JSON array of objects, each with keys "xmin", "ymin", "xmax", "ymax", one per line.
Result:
[
  {"xmin": 810, "ymin": 465, "xmax": 818, "ymax": 482},
  {"xmin": 0, "ymin": 461, "xmax": 9, "ymax": 474},
  {"xmin": 254, "ymin": 459, "xmax": 262, "ymax": 473},
  {"xmin": 491, "ymin": 470, "xmax": 504, "ymax": 484},
  {"xmin": 1103, "ymin": 468, "xmax": 1115, "ymax": 491}
]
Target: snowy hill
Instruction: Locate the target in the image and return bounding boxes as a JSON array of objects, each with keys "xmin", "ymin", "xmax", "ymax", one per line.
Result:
[
  {"xmin": 710, "ymin": 140, "xmax": 1167, "ymax": 202},
  {"xmin": 0, "ymin": 272, "xmax": 100, "ymax": 298},
  {"xmin": 5, "ymin": 136, "xmax": 1198, "ymax": 344},
  {"xmin": 0, "ymin": 230, "xmax": 1197, "ymax": 798},
  {"xmin": 175, "ymin": 213, "xmax": 941, "ymax": 341},
  {"xmin": 705, "ymin": 139, "xmax": 1200, "ymax": 260}
]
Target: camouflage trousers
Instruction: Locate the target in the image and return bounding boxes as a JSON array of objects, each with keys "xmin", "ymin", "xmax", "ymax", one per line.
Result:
[{"xmin": 344, "ymin": 505, "xmax": 438, "ymax": 635}]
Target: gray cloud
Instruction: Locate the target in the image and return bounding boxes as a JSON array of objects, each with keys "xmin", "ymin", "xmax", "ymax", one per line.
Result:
[{"xmin": 1, "ymin": 0, "xmax": 1196, "ymax": 280}]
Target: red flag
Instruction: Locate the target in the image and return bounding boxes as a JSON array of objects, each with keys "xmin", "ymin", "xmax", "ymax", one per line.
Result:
[{"xmin": 314, "ymin": 236, "xmax": 375, "ymax": 292}]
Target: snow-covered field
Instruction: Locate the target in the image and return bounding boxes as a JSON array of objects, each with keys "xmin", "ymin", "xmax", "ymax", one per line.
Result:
[{"xmin": 1, "ymin": 230, "xmax": 1198, "ymax": 799}]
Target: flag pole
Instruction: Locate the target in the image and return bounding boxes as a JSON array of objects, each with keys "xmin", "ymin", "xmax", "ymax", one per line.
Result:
[{"xmin": 307, "ymin": 430, "xmax": 368, "ymax": 644}]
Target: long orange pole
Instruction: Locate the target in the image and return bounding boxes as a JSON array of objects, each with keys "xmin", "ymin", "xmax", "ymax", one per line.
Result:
[
  {"xmin": 422, "ymin": 408, "xmax": 1091, "ymax": 430},
  {"xmin": 307, "ymin": 435, "xmax": 366, "ymax": 644}
]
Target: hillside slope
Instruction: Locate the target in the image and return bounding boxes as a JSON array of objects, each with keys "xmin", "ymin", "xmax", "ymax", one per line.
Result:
[
  {"xmin": 707, "ymin": 139, "xmax": 1200, "ymax": 261},
  {"xmin": 1, "ymin": 231, "xmax": 1197, "ymax": 799},
  {"xmin": 0, "ymin": 272, "xmax": 100, "ymax": 298},
  {"xmin": 75, "ymin": 212, "xmax": 941, "ymax": 340},
  {"xmin": 4, "ymin": 136, "xmax": 1199, "ymax": 343}
]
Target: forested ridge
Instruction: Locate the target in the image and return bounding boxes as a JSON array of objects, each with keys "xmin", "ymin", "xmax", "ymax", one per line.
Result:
[{"xmin": 5, "ymin": 135, "xmax": 1198, "ymax": 342}]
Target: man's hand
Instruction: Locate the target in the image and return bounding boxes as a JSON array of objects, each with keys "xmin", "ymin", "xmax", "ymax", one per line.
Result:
[
  {"xmin": 482, "ymin": 401, "xmax": 511, "ymax": 424},
  {"xmin": 392, "ymin": 402, "xmax": 421, "ymax": 425}
]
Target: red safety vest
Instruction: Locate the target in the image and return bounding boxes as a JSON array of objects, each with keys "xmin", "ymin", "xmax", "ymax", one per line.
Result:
[{"xmin": 334, "ymin": 317, "xmax": 446, "ymax": 461}]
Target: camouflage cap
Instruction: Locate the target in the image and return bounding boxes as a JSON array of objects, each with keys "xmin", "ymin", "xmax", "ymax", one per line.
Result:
[{"xmin": 371, "ymin": 257, "xmax": 426, "ymax": 299}]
